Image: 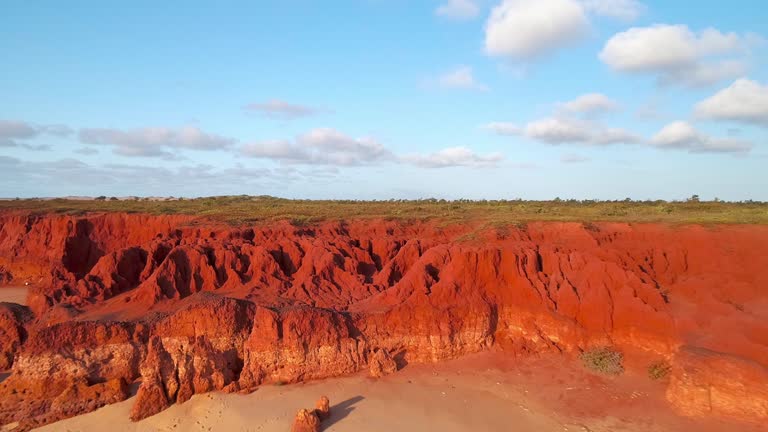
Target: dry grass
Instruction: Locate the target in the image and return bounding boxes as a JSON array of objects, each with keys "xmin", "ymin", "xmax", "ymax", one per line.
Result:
[
  {"xmin": 647, "ymin": 360, "xmax": 672, "ymax": 380},
  {"xmin": 0, "ymin": 196, "xmax": 766, "ymax": 226},
  {"xmin": 580, "ymin": 347, "xmax": 625, "ymax": 375}
]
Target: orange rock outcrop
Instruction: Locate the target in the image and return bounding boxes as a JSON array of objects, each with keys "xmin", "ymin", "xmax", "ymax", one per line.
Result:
[
  {"xmin": 0, "ymin": 212, "xmax": 766, "ymax": 429},
  {"xmin": 315, "ymin": 396, "xmax": 330, "ymax": 421},
  {"xmin": 290, "ymin": 408, "xmax": 321, "ymax": 432}
]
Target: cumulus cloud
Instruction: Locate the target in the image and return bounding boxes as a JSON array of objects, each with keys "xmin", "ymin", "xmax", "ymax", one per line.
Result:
[
  {"xmin": 243, "ymin": 128, "xmax": 502, "ymax": 169},
  {"xmin": 580, "ymin": 0, "xmax": 645, "ymax": 21},
  {"xmin": 487, "ymin": 112, "xmax": 753, "ymax": 154},
  {"xmin": 557, "ymin": 93, "xmax": 620, "ymax": 115},
  {"xmin": 600, "ymin": 25, "xmax": 756, "ymax": 86},
  {"xmin": 0, "ymin": 156, "xmax": 335, "ymax": 197},
  {"xmin": 484, "ymin": 110, "xmax": 643, "ymax": 146},
  {"xmin": 434, "ymin": 66, "xmax": 488, "ymax": 91},
  {"xmin": 243, "ymin": 100, "xmax": 321, "ymax": 119},
  {"xmin": 694, "ymin": 78, "xmax": 768, "ymax": 126},
  {"xmin": 485, "ymin": 0, "xmax": 589, "ymax": 60},
  {"xmin": 436, "ymin": 0, "xmax": 480, "ymax": 20},
  {"xmin": 651, "ymin": 121, "xmax": 752, "ymax": 153},
  {"xmin": 524, "ymin": 118, "xmax": 593, "ymax": 143},
  {"xmin": 402, "ymin": 147, "xmax": 504, "ymax": 168},
  {"xmin": 0, "ymin": 120, "xmax": 38, "ymax": 140},
  {"xmin": 491, "ymin": 117, "xmax": 641, "ymax": 145},
  {"xmin": 0, "ymin": 119, "xmax": 71, "ymax": 149},
  {"xmin": 79, "ymin": 126, "xmax": 235, "ymax": 159},
  {"xmin": 242, "ymin": 128, "xmax": 393, "ymax": 166}
]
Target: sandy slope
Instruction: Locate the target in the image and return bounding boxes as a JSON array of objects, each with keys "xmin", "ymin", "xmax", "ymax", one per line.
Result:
[
  {"xmin": 0, "ymin": 287, "xmax": 26, "ymax": 305},
  {"xmin": 34, "ymin": 352, "xmax": 758, "ymax": 432}
]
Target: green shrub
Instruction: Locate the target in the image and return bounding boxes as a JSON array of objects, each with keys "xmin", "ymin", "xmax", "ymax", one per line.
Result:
[
  {"xmin": 580, "ymin": 347, "xmax": 624, "ymax": 375},
  {"xmin": 648, "ymin": 360, "xmax": 671, "ymax": 380}
]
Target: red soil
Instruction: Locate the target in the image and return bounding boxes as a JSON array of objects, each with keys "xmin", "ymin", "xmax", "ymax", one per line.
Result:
[{"xmin": 0, "ymin": 212, "xmax": 766, "ymax": 430}]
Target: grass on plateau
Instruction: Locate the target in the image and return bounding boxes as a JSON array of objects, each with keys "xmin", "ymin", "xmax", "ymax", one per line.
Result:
[{"xmin": 0, "ymin": 195, "xmax": 766, "ymax": 226}]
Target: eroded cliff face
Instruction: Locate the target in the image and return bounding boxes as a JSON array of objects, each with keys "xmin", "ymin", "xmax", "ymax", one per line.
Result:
[{"xmin": 0, "ymin": 212, "xmax": 766, "ymax": 429}]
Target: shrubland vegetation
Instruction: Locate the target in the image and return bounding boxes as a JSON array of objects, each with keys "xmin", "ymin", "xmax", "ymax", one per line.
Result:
[
  {"xmin": 0, "ymin": 195, "xmax": 766, "ymax": 226},
  {"xmin": 580, "ymin": 347, "xmax": 625, "ymax": 375},
  {"xmin": 647, "ymin": 360, "xmax": 672, "ymax": 380}
]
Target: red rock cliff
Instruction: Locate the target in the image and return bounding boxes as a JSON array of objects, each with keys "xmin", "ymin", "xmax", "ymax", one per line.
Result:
[{"xmin": 0, "ymin": 212, "xmax": 766, "ymax": 429}]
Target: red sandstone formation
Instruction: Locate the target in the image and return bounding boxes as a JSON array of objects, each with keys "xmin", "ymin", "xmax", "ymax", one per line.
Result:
[
  {"xmin": 0, "ymin": 302, "xmax": 32, "ymax": 370},
  {"xmin": 290, "ymin": 408, "xmax": 321, "ymax": 432},
  {"xmin": 315, "ymin": 396, "xmax": 331, "ymax": 421},
  {"xmin": 0, "ymin": 212, "xmax": 767, "ymax": 429},
  {"xmin": 369, "ymin": 348, "xmax": 397, "ymax": 378},
  {"xmin": 666, "ymin": 346, "xmax": 768, "ymax": 422},
  {"xmin": 290, "ymin": 396, "xmax": 329, "ymax": 432}
]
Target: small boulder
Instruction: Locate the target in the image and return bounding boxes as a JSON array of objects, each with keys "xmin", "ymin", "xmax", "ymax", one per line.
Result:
[
  {"xmin": 315, "ymin": 395, "xmax": 330, "ymax": 421},
  {"xmin": 290, "ymin": 408, "xmax": 321, "ymax": 432},
  {"xmin": 369, "ymin": 349, "xmax": 397, "ymax": 378}
]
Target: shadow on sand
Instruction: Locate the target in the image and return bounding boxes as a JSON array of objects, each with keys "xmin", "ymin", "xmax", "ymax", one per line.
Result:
[{"xmin": 322, "ymin": 395, "xmax": 364, "ymax": 430}]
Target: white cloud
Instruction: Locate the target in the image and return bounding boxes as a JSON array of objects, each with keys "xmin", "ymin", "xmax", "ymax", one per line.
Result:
[
  {"xmin": 436, "ymin": 0, "xmax": 480, "ymax": 20},
  {"xmin": 402, "ymin": 147, "xmax": 504, "ymax": 168},
  {"xmin": 243, "ymin": 128, "xmax": 503, "ymax": 169},
  {"xmin": 243, "ymin": 100, "xmax": 321, "ymax": 119},
  {"xmin": 0, "ymin": 120, "xmax": 38, "ymax": 140},
  {"xmin": 0, "ymin": 119, "xmax": 72, "ymax": 149},
  {"xmin": 484, "ymin": 0, "xmax": 589, "ymax": 60},
  {"xmin": 580, "ymin": 0, "xmax": 645, "ymax": 21},
  {"xmin": 650, "ymin": 121, "xmax": 699, "ymax": 149},
  {"xmin": 486, "ymin": 117, "xmax": 641, "ymax": 146},
  {"xmin": 558, "ymin": 93, "xmax": 620, "ymax": 115},
  {"xmin": 601, "ymin": 26, "xmax": 741, "ymax": 71},
  {"xmin": 488, "ymin": 114, "xmax": 752, "ymax": 154},
  {"xmin": 525, "ymin": 118, "xmax": 593, "ymax": 143},
  {"xmin": 600, "ymin": 25, "xmax": 755, "ymax": 87},
  {"xmin": 482, "ymin": 122, "xmax": 521, "ymax": 135},
  {"xmin": 0, "ymin": 156, "xmax": 329, "ymax": 196},
  {"xmin": 435, "ymin": 66, "xmax": 488, "ymax": 91},
  {"xmin": 695, "ymin": 78, "xmax": 768, "ymax": 126},
  {"xmin": 79, "ymin": 126, "xmax": 235, "ymax": 158},
  {"xmin": 651, "ymin": 121, "xmax": 752, "ymax": 153},
  {"xmin": 299, "ymin": 128, "xmax": 393, "ymax": 163},
  {"xmin": 242, "ymin": 128, "xmax": 393, "ymax": 166}
]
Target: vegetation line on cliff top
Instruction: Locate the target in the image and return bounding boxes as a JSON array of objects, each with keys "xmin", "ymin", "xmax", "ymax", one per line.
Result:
[{"xmin": 0, "ymin": 195, "xmax": 767, "ymax": 225}]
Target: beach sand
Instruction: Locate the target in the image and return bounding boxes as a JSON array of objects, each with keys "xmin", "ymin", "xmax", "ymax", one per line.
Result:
[
  {"xmin": 0, "ymin": 287, "xmax": 27, "ymax": 305},
  {"xmin": 33, "ymin": 351, "xmax": 757, "ymax": 432}
]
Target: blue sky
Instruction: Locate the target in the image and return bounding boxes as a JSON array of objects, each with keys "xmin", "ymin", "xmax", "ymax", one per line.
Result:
[{"xmin": 1, "ymin": 0, "xmax": 766, "ymax": 200}]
